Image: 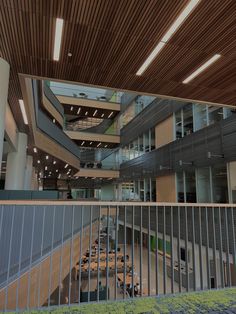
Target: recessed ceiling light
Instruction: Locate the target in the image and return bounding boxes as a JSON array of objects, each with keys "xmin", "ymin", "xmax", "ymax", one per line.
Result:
[
  {"xmin": 85, "ymin": 111, "xmax": 88, "ymax": 116},
  {"xmin": 45, "ymin": 166, "xmax": 47, "ymax": 170},
  {"xmin": 68, "ymin": 52, "xmax": 72, "ymax": 57},
  {"xmin": 81, "ymin": 141, "xmax": 85, "ymax": 146},
  {"xmin": 58, "ymin": 174, "xmax": 61, "ymax": 179},
  {"xmin": 101, "ymin": 113, "xmax": 104, "ymax": 118},
  {"xmin": 46, "ymin": 155, "xmax": 49, "ymax": 160},
  {"xmin": 19, "ymin": 99, "xmax": 28, "ymax": 125},
  {"xmin": 53, "ymin": 118, "xmax": 56, "ymax": 123},
  {"xmin": 37, "ymin": 160, "xmax": 40, "ymax": 164},
  {"xmin": 53, "ymin": 160, "xmax": 56, "ymax": 164},
  {"xmin": 182, "ymin": 54, "xmax": 221, "ymax": 84},
  {"xmin": 90, "ymin": 142, "xmax": 93, "ymax": 145},
  {"xmin": 108, "ymin": 111, "xmax": 113, "ymax": 118},
  {"xmin": 33, "ymin": 147, "xmax": 37, "ymax": 153},
  {"xmin": 93, "ymin": 109, "xmax": 97, "ymax": 116},
  {"xmin": 136, "ymin": 0, "xmax": 200, "ymax": 75},
  {"xmin": 56, "ymin": 169, "xmax": 59, "ymax": 172},
  {"xmin": 97, "ymin": 142, "xmax": 101, "ymax": 147},
  {"xmin": 65, "ymin": 163, "xmax": 68, "ymax": 168},
  {"xmin": 77, "ymin": 107, "xmax": 81, "ymax": 114},
  {"xmin": 105, "ymin": 145, "xmax": 108, "ymax": 148},
  {"xmin": 70, "ymin": 106, "xmax": 74, "ymax": 111},
  {"xmin": 53, "ymin": 18, "xmax": 64, "ymax": 61}
]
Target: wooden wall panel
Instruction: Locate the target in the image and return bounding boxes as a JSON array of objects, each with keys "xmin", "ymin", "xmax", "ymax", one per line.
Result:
[
  {"xmin": 155, "ymin": 116, "xmax": 174, "ymax": 148},
  {"xmin": 156, "ymin": 174, "xmax": 176, "ymax": 202}
]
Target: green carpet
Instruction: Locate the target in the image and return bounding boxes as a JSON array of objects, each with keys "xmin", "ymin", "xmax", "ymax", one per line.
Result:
[{"xmin": 6, "ymin": 288, "xmax": 236, "ymax": 314}]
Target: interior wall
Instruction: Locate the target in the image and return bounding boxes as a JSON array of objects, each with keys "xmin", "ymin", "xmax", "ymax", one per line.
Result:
[
  {"xmin": 155, "ymin": 116, "xmax": 174, "ymax": 148},
  {"xmin": 156, "ymin": 173, "xmax": 176, "ymax": 202}
]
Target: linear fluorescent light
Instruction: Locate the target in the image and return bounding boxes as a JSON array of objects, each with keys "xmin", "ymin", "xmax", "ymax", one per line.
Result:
[
  {"xmin": 182, "ymin": 54, "xmax": 221, "ymax": 84},
  {"xmin": 19, "ymin": 99, "xmax": 28, "ymax": 124},
  {"xmin": 136, "ymin": 0, "xmax": 200, "ymax": 75},
  {"xmin": 77, "ymin": 108, "xmax": 81, "ymax": 114},
  {"xmin": 93, "ymin": 109, "xmax": 97, "ymax": 116},
  {"xmin": 64, "ymin": 163, "xmax": 68, "ymax": 168},
  {"xmin": 33, "ymin": 147, "xmax": 37, "ymax": 153},
  {"xmin": 85, "ymin": 111, "xmax": 88, "ymax": 116},
  {"xmin": 101, "ymin": 113, "xmax": 104, "ymax": 118},
  {"xmin": 97, "ymin": 142, "xmax": 101, "ymax": 147},
  {"xmin": 108, "ymin": 111, "xmax": 113, "ymax": 118},
  {"xmin": 81, "ymin": 141, "xmax": 85, "ymax": 146},
  {"xmin": 53, "ymin": 18, "xmax": 64, "ymax": 61}
]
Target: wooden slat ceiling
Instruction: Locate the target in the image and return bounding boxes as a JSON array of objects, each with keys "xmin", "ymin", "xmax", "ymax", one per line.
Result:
[{"xmin": 1, "ymin": 0, "xmax": 236, "ymax": 131}]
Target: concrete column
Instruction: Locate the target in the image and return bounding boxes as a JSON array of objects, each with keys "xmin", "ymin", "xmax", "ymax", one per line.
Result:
[
  {"xmin": 31, "ymin": 167, "xmax": 39, "ymax": 190},
  {"xmin": 5, "ymin": 133, "xmax": 28, "ymax": 190},
  {"xmin": 0, "ymin": 58, "xmax": 10, "ymax": 174},
  {"xmin": 24, "ymin": 155, "xmax": 33, "ymax": 190}
]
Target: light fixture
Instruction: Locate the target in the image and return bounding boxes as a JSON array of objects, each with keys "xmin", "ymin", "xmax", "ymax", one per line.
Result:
[
  {"xmin": 70, "ymin": 106, "xmax": 74, "ymax": 111},
  {"xmin": 101, "ymin": 113, "xmax": 104, "ymax": 118},
  {"xmin": 108, "ymin": 111, "xmax": 113, "ymax": 118},
  {"xmin": 104, "ymin": 144, "xmax": 108, "ymax": 148},
  {"xmin": 93, "ymin": 109, "xmax": 97, "ymax": 116},
  {"xmin": 182, "ymin": 54, "xmax": 221, "ymax": 84},
  {"xmin": 58, "ymin": 174, "xmax": 61, "ymax": 179},
  {"xmin": 90, "ymin": 142, "xmax": 93, "ymax": 145},
  {"xmin": 85, "ymin": 111, "xmax": 88, "ymax": 116},
  {"xmin": 45, "ymin": 166, "xmax": 48, "ymax": 170},
  {"xmin": 81, "ymin": 141, "xmax": 85, "ymax": 146},
  {"xmin": 53, "ymin": 18, "xmax": 64, "ymax": 61},
  {"xmin": 77, "ymin": 108, "xmax": 81, "ymax": 114},
  {"xmin": 37, "ymin": 160, "xmax": 40, "ymax": 164},
  {"xmin": 64, "ymin": 163, "xmax": 68, "ymax": 168},
  {"xmin": 19, "ymin": 99, "xmax": 28, "ymax": 125},
  {"xmin": 46, "ymin": 155, "xmax": 49, "ymax": 160},
  {"xmin": 53, "ymin": 118, "xmax": 56, "ymax": 123},
  {"xmin": 97, "ymin": 142, "xmax": 101, "ymax": 147},
  {"xmin": 136, "ymin": 0, "xmax": 200, "ymax": 75},
  {"xmin": 56, "ymin": 169, "xmax": 59, "ymax": 172},
  {"xmin": 33, "ymin": 147, "xmax": 37, "ymax": 153},
  {"xmin": 53, "ymin": 160, "xmax": 56, "ymax": 164}
]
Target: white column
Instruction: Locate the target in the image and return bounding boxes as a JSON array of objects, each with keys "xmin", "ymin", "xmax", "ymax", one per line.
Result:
[
  {"xmin": 0, "ymin": 58, "xmax": 10, "ymax": 174},
  {"xmin": 31, "ymin": 167, "xmax": 39, "ymax": 190},
  {"xmin": 24, "ymin": 155, "xmax": 33, "ymax": 190},
  {"xmin": 5, "ymin": 133, "xmax": 28, "ymax": 190}
]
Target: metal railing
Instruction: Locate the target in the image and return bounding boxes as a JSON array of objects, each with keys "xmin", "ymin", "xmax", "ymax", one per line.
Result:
[{"xmin": 0, "ymin": 201, "xmax": 235, "ymax": 311}]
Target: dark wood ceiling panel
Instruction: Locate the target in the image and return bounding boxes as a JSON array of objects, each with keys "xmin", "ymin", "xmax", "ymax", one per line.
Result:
[{"xmin": 1, "ymin": 0, "xmax": 236, "ymax": 133}]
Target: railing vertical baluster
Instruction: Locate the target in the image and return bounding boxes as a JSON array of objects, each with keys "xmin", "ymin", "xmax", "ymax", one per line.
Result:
[
  {"xmin": 37, "ymin": 206, "xmax": 46, "ymax": 308},
  {"xmin": 114, "ymin": 205, "xmax": 118, "ymax": 300},
  {"xmin": 224, "ymin": 207, "xmax": 231, "ymax": 287},
  {"xmin": 16, "ymin": 206, "xmax": 25, "ymax": 311},
  {"xmin": 198, "ymin": 206, "xmax": 203, "ymax": 290},
  {"xmin": 26, "ymin": 206, "xmax": 36, "ymax": 310},
  {"xmin": 68, "ymin": 205, "xmax": 75, "ymax": 305},
  {"xmin": 48, "ymin": 206, "xmax": 56, "ymax": 307},
  {"xmin": 218, "ymin": 206, "xmax": 224, "ymax": 288},
  {"xmin": 140, "ymin": 206, "xmax": 143, "ymax": 297},
  {"xmin": 148, "ymin": 206, "xmax": 151, "ymax": 296},
  {"xmin": 231, "ymin": 207, "xmax": 236, "ymax": 273},
  {"xmin": 88, "ymin": 206, "xmax": 92, "ymax": 302},
  {"xmin": 191, "ymin": 206, "xmax": 196, "ymax": 291},
  {"xmin": 123, "ymin": 205, "xmax": 127, "ymax": 299},
  {"xmin": 132, "ymin": 205, "xmax": 135, "ymax": 297},
  {"xmin": 177, "ymin": 206, "xmax": 182, "ymax": 293},
  {"xmin": 106, "ymin": 205, "xmax": 110, "ymax": 301},
  {"xmin": 170, "ymin": 206, "xmax": 174, "ymax": 294},
  {"xmin": 212, "ymin": 207, "xmax": 218, "ymax": 288},
  {"xmin": 185, "ymin": 206, "xmax": 189, "ymax": 292},
  {"xmin": 205, "ymin": 207, "xmax": 210, "ymax": 289},
  {"xmin": 58, "ymin": 206, "xmax": 66, "ymax": 306},
  {"xmin": 163, "ymin": 206, "xmax": 166, "ymax": 294},
  {"xmin": 155, "ymin": 206, "xmax": 159, "ymax": 295},
  {"xmin": 97, "ymin": 205, "xmax": 101, "ymax": 302},
  {"xmin": 78, "ymin": 206, "xmax": 84, "ymax": 304},
  {"xmin": 4, "ymin": 205, "xmax": 15, "ymax": 312}
]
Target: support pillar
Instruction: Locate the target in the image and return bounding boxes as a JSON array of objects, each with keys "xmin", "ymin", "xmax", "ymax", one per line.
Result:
[
  {"xmin": 0, "ymin": 58, "xmax": 10, "ymax": 174},
  {"xmin": 5, "ymin": 133, "xmax": 28, "ymax": 190},
  {"xmin": 24, "ymin": 155, "xmax": 33, "ymax": 190}
]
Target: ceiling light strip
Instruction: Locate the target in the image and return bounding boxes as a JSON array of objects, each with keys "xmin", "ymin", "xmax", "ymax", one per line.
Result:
[
  {"xmin": 136, "ymin": 0, "xmax": 200, "ymax": 75},
  {"xmin": 182, "ymin": 54, "xmax": 221, "ymax": 84},
  {"xmin": 19, "ymin": 99, "xmax": 28, "ymax": 125},
  {"xmin": 53, "ymin": 18, "xmax": 64, "ymax": 61}
]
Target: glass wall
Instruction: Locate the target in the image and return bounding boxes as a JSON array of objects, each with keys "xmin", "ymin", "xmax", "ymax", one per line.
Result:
[
  {"xmin": 174, "ymin": 103, "xmax": 232, "ymax": 139},
  {"xmin": 122, "ymin": 178, "xmax": 156, "ymax": 202},
  {"xmin": 121, "ymin": 127, "xmax": 155, "ymax": 163}
]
